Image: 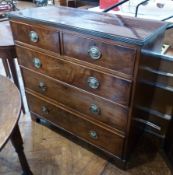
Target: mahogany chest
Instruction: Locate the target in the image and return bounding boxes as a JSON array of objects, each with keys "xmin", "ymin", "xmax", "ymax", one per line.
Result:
[{"xmin": 9, "ymin": 6, "xmax": 168, "ymax": 168}]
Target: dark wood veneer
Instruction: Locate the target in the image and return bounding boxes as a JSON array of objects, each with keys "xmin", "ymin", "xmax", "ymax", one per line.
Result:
[
  {"xmin": 16, "ymin": 45, "xmax": 132, "ymax": 106},
  {"xmin": 22, "ymin": 68, "xmax": 128, "ymax": 132},
  {"xmin": 27, "ymin": 92, "xmax": 125, "ymax": 157},
  {"xmin": 10, "ymin": 21, "xmax": 60, "ymax": 53},
  {"xmin": 8, "ymin": 6, "xmax": 168, "ymax": 45},
  {"xmin": 62, "ymin": 32, "xmax": 137, "ymax": 77}
]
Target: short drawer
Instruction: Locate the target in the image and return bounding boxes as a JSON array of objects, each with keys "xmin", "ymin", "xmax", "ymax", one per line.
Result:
[
  {"xmin": 16, "ymin": 46, "xmax": 131, "ymax": 106},
  {"xmin": 10, "ymin": 21, "xmax": 60, "ymax": 53},
  {"xmin": 22, "ymin": 68, "xmax": 128, "ymax": 131},
  {"xmin": 26, "ymin": 92, "xmax": 125, "ymax": 157},
  {"xmin": 62, "ymin": 32, "xmax": 137, "ymax": 78}
]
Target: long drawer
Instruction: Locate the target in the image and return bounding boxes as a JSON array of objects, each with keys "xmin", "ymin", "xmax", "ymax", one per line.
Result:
[
  {"xmin": 26, "ymin": 92, "xmax": 125, "ymax": 157},
  {"xmin": 16, "ymin": 46, "xmax": 131, "ymax": 106},
  {"xmin": 62, "ymin": 32, "xmax": 137, "ymax": 78},
  {"xmin": 11, "ymin": 21, "xmax": 60, "ymax": 53},
  {"xmin": 22, "ymin": 68, "xmax": 128, "ymax": 132}
]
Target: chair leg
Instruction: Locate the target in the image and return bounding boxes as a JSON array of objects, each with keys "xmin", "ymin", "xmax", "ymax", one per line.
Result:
[
  {"xmin": 1, "ymin": 58, "xmax": 11, "ymax": 78},
  {"xmin": 8, "ymin": 57, "xmax": 20, "ymax": 89},
  {"xmin": 1, "ymin": 47, "xmax": 26, "ymax": 114},
  {"xmin": 10, "ymin": 125, "xmax": 33, "ymax": 175},
  {"xmin": 8, "ymin": 58, "xmax": 26, "ymax": 114}
]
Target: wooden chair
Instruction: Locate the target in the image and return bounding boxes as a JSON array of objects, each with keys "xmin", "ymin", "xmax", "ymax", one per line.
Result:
[
  {"xmin": 0, "ymin": 21, "xmax": 17, "ymax": 82},
  {"xmin": 0, "ymin": 20, "xmax": 25, "ymax": 113},
  {"xmin": 0, "ymin": 75, "xmax": 33, "ymax": 175}
]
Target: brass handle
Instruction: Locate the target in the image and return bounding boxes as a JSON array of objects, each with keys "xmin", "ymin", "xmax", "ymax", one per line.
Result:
[
  {"xmin": 88, "ymin": 46, "xmax": 101, "ymax": 60},
  {"xmin": 29, "ymin": 31, "xmax": 39, "ymax": 43},
  {"xmin": 41, "ymin": 106, "xmax": 49, "ymax": 114},
  {"xmin": 89, "ymin": 104, "xmax": 100, "ymax": 115},
  {"xmin": 87, "ymin": 77, "xmax": 99, "ymax": 89},
  {"xmin": 38, "ymin": 82, "xmax": 47, "ymax": 92},
  {"xmin": 89, "ymin": 130, "xmax": 98, "ymax": 139},
  {"xmin": 33, "ymin": 58, "xmax": 42, "ymax": 69}
]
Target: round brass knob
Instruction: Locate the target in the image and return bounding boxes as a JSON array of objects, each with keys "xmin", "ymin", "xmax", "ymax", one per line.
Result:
[
  {"xmin": 89, "ymin": 104, "xmax": 100, "ymax": 115},
  {"xmin": 89, "ymin": 130, "xmax": 98, "ymax": 139},
  {"xmin": 87, "ymin": 77, "xmax": 99, "ymax": 89},
  {"xmin": 38, "ymin": 82, "xmax": 47, "ymax": 92},
  {"xmin": 88, "ymin": 46, "xmax": 101, "ymax": 60},
  {"xmin": 29, "ymin": 31, "xmax": 39, "ymax": 43},
  {"xmin": 33, "ymin": 58, "xmax": 42, "ymax": 69},
  {"xmin": 41, "ymin": 106, "xmax": 49, "ymax": 114}
]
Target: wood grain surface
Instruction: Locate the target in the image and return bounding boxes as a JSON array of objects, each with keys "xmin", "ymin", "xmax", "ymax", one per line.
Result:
[
  {"xmin": 22, "ymin": 68, "xmax": 128, "ymax": 132},
  {"xmin": 26, "ymin": 92, "xmax": 125, "ymax": 157},
  {"xmin": 0, "ymin": 75, "xmax": 21, "ymax": 151},
  {"xmin": 10, "ymin": 22, "xmax": 60, "ymax": 53},
  {"xmin": 9, "ymin": 6, "xmax": 168, "ymax": 45},
  {"xmin": 16, "ymin": 45, "xmax": 132, "ymax": 106},
  {"xmin": 62, "ymin": 32, "xmax": 137, "ymax": 77}
]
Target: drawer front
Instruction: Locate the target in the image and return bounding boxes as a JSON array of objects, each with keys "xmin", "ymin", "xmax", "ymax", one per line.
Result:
[
  {"xmin": 10, "ymin": 22, "xmax": 60, "ymax": 53},
  {"xmin": 16, "ymin": 46, "xmax": 131, "ymax": 106},
  {"xmin": 22, "ymin": 68, "xmax": 128, "ymax": 131},
  {"xmin": 26, "ymin": 92, "xmax": 125, "ymax": 157},
  {"xmin": 62, "ymin": 32, "xmax": 136, "ymax": 77}
]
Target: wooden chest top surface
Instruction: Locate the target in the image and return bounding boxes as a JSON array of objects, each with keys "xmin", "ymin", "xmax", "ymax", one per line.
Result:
[{"xmin": 9, "ymin": 6, "xmax": 168, "ymax": 45}]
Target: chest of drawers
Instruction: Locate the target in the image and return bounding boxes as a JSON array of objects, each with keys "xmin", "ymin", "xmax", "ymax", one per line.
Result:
[{"xmin": 9, "ymin": 6, "xmax": 168, "ymax": 168}]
